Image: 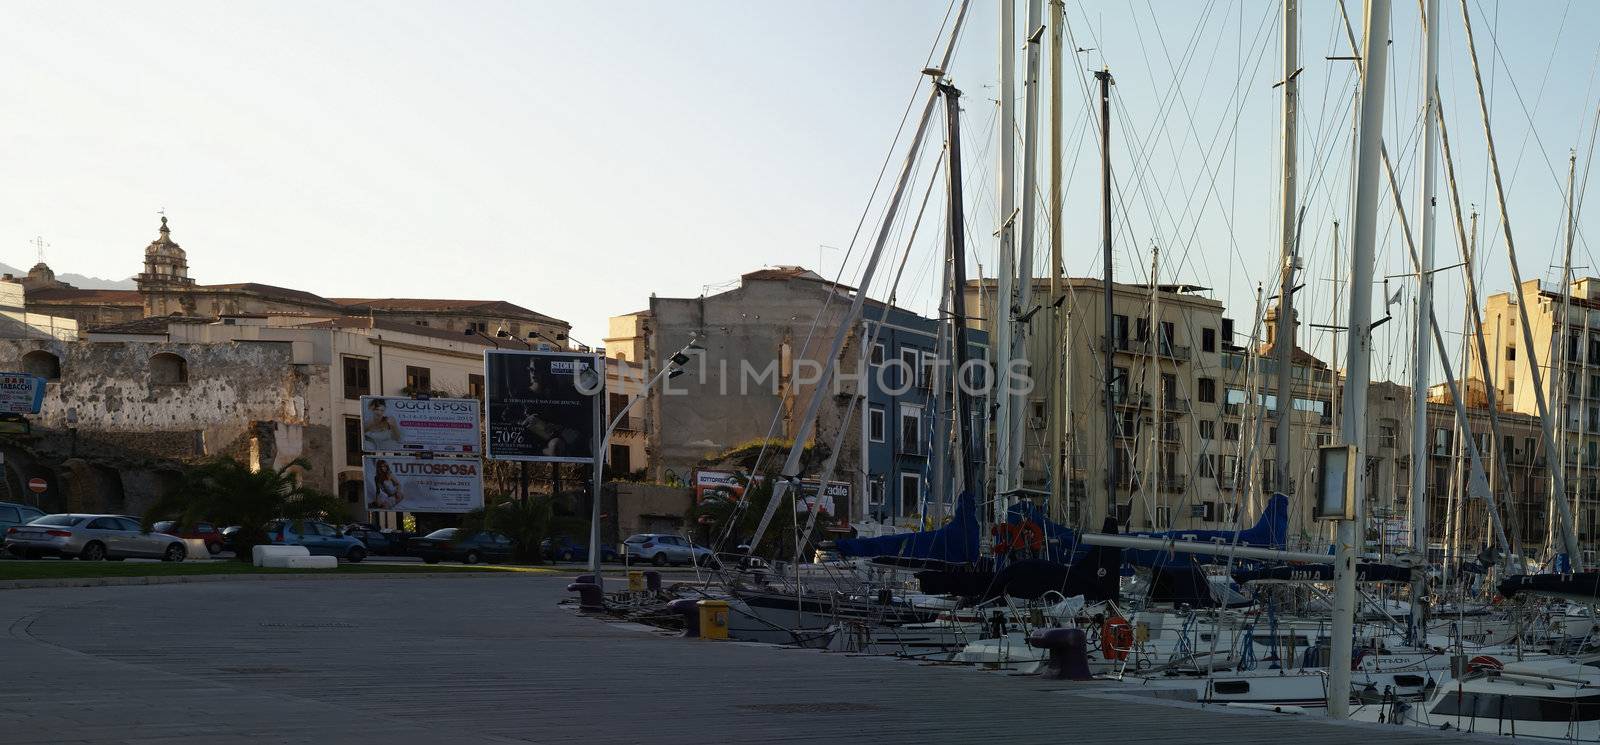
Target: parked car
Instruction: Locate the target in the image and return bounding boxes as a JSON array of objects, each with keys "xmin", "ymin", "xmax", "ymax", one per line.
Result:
[
  {"xmin": 220, "ymin": 525, "xmax": 241, "ymax": 552},
  {"xmin": 3, "ymin": 514, "xmax": 187, "ymax": 561},
  {"xmin": 409, "ymin": 528, "xmax": 513, "ymax": 564},
  {"xmin": 621, "ymin": 533, "xmax": 716, "ymax": 567},
  {"xmin": 266, "ymin": 519, "xmax": 368, "ymax": 562},
  {"xmin": 152, "ymin": 520, "xmax": 226, "ymax": 554},
  {"xmin": 540, "ymin": 536, "xmax": 617, "ymax": 562},
  {"xmin": 0, "ymin": 501, "xmax": 46, "ymax": 551},
  {"xmin": 342, "ymin": 523, "xmax": 409, "ymax": 555}
]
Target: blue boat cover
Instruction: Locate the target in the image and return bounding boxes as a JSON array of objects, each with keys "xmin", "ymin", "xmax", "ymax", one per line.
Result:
[
  {"xmin": 1121, "ymin": 493, "xmax": 1290, "ymax": 568},
  {"xmin": 834, "ymin": 491, "xmax": 980, "ymax": 563}
]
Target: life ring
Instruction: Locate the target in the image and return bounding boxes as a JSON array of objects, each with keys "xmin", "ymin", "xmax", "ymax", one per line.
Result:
[
  {"xmin": 1467, "ymin": 655, "xmax": 1503, "ymax": 673},
  {"xmin": 1103, "ymin": 616, "xmax": 1134, "ymax": 661}
]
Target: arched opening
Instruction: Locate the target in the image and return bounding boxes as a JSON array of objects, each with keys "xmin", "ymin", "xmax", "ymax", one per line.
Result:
[
  {"xmin": 150, "ymin": 352, "xmax": 188, "ymax": 385},
  {"xmin": 22, "ymin": 350, "xmax": 59, "ymax": 379}
]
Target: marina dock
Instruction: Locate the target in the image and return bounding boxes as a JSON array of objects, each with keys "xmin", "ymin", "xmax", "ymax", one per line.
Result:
[{"xmin": 3, "ymin": 574, "xmax": 1483, "ymax": 743}]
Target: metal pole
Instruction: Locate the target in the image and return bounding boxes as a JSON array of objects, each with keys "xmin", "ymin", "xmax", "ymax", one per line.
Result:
[
  {"xmin": 1458, "ymin": 0, "xmax": 1582, "ymax": 570},
  {"xmin": 1097, "ymin": 68, "xmax": 1117, "ymax": 525},
  {"xmin": 588, "ymin": 357, "xmax": 606, "ymax": 582},
  {"xmin": 992, "ymin": 0, "xmax": 1018, "ymax": 511},
  {"xmin": 1329, "ymin": 0, "xmax": 1390, "ymax": 718},
  {"xmin": 941, "ymin": 80, "xmax": 980, "ymax": 496},
  {"xmin": 1048, "ymin": 0, "xmax": 1065, "ymax": 521},
  {"xmin": 1010, "ymin": 0, "xmax": 1045, "ymax": 501},
  {"xmin": 1409, "ymin": 0, "xmax": 1440, "ymax": 641},
  {"xmin": 1553, "ymin": 152, "xmax": 1578, "ymax": 561},
  {"xmin": 1273, "ymin": 0, "xmax": 1298, "ymax": 499}
]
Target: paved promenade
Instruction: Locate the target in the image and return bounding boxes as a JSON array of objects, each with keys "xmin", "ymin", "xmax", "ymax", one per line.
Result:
[{"xmin": 1, "ymin": 574, "xmax": 1481, "ymax": 743}]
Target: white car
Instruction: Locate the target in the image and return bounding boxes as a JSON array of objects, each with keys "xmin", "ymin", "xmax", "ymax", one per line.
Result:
[
  {"xmin": 3, "ymin": 514, "xmax": 187, "ymax": 561},
  {"xmin": 621, "ymin": 534, "xmax": 716, "ymax": 567}
]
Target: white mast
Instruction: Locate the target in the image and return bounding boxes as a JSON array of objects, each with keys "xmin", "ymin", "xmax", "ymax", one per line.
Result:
[
  {"xmin": 1048, "ymin": 0, "xmax": 1067, "ymax": 522},
  {"xmin": 993, "ymin": 0, "xmax": 1018, "ymax": 513},
  {"xmin": 1408, "ymin": 0, "xmax": 1440, "ymax": 640},
  {"xmin": 1272, "ymin": 0, "xmax": 1299, "ymax": 502},
  {"xmin": 1009, "ymin": 0, "xmax": 1045, "ymax": 508},
  {"xmin": 1553, "ymin": 152, "xmax": 1577, "ymax": 561},
  {"xmin": 1329, "ymin": 0, "xmax": 1390, "ymax": 718}
]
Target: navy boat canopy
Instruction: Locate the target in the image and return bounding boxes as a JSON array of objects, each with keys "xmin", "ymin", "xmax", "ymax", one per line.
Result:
[{"xmin": 833, "ymin": 491, "xmax": 980, "ymax": 564}]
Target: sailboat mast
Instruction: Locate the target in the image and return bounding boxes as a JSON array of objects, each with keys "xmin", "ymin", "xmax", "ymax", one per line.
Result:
[
  {"xmin": 1553, "ymin": 152, "xmax": 1577, "ymax": 560},
  {"xmin": 941, "ymin": 80, "xmax": 980, "ymax": 496},
  {"xmin": 1329, "ymin": 0, "xmax": 1391, "ymax": 718},
  {"xmin": 1010, "ymin": 0, "xmax": 1045, "ymax": 505},
  {"xmin": 1097, "ymin": 67, "xmax": 1118, "ymax": 523},
  {"xmin": 1272, "ymin": 0, "xmax": 1298, "ymax": 501},
  {"xmin": 1409, "ymin": 0, "xmax": 1440, "ymax": 640},
  {"xmin": 993, "ymin": 0, "xmax": 1018, "ymax": 514},
  {"xmin": 1048, "ymin": 0, "xmax": 1066, "ymax": 521}
]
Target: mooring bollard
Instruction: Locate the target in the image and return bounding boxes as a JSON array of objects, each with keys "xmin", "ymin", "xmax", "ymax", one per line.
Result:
[
  {"xmin": 668, "ymin": 598, "xmax": 700, "ymax": 637},
  {"xmin": 1028, "ymin": 627, "xmax": 1091, "ymax": 681},
  {"xmin": 567, "ymin": 582, "xmax": 604, "ymax": 612},
  {"xmin": 643, "ymin": 570, "xmax": 662, "ymax": 593}
]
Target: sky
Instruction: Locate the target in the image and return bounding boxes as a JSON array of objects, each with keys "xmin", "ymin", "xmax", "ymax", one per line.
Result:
[{"xmin": 2, "ymin": 0, "xmax": 1598, "ymax": 384}]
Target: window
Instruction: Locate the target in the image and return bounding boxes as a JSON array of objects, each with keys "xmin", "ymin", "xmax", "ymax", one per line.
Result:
[
  {"xmin": 87, "ymin": 517, "xmax": 119, "ymax": 530},
  {"xmin": 468, "ymin": 374, "xmax": 485, "ymax": 401},
  {"xmin": 1111, "ymin": 366, "xmax": 1129, "ymax": 401},
  {"xmin": 921, "ymin": 352, "xmax": 937, "ymax": 390},
  {"xmin": 0, "ymin": 505, "xmax": 16, "ymax": 522},
  {"xmin": 1224, "ymin": 422, "xmax": 1241, "ymax": 441},
  {"xmin": 1159, "ymin": 321, "xmax": 1175, "ymax": 355},
  {"xmin": 22, "ymin": 350, "xmax": 60, "ymax": 380},
  {"xmin": 1432, "ymin": 427, "xmax": 1452, "ymax": 456},
  {"xmin": 870, "ymin": 342, "xmax": 885, "ymax": 366},
  {"xmin": 114, "ymin": 517, "xmax": 142, "ymax": 532},
  {"xmin": 1197, "ymin": 453, "xmax": 1216, "ymax": 478},
  {"xmin": 898, "ymin": 347, "xmax": 920, "ymax": 390},
  {"xmin": 414, "ymin": 320, "xmax": 430, "ymax": 327},
  {"xmin": 1198, "ymin": 377, "xmax": 1216, "ymax": 403},
  {"xmin": 149, "ymin": 352, "xmax": 188, "ymax": 385},
  {"xmin": 342, "ymin": 356, "xmax": 371, "ymax": 400},
  {"xmin": 1220, "ymin": 318, "xmax": 1235, "ymax": 348},
  {"xmin": 868, "ymin": 407, "xmax": 886, "ymax": 443},
  {"xmin": 1220, "ymin": 503, "xmax": 1240, "ymax": 524},
  {"xmin": 900, "ymin": 472, "xmax": 921, "ymax": 517},
  {"xmin": 467, "ymin": 321, "xmax": 488, "ymax": 334},
  {"xmin": 868, "ymin": 477, "xmax": 885, "ymax": 508},
  {"xmin": 1199, "ymin": 420, "xmax": 1215, "ymax": 440},
  {"xmin": 1202, "ymin": 328, "xmax": 1217, "ymax": 353},
  {"xmin": 1379, "ymin": 423, "xmax": 1397, "ymax": 449},
  {"xmin": 1161, "ymin": 373, "xmax": 1178, "ymax": 406},
  {"xmin": 1506, "ymin": 345, "xmax": 1516, "ymax": 361},
  {"xmin": 1268, "ymin": 426, "xmax": 1277, "ymax": 445},
  {"xmin": 899, "ymin": 405, "xmax": 923, "ymax": 454},
  {"xmin": 405, "ymin": 365, "xmax": 431, "ymax": 393},
  {"xmin": 344, "ymin": 416, "xmax": 362, "ymax": 466},
  {"xmin": 1113, "ymin": 314, "xmax": 1130, "ymax": 346},
  {"xmin": 1135, "ymin": 318, "xmax": 1150, "ymax": 341},
  {"xmin": 1152, "ymin": 505, "xmax": 1171, "ymax": 529},
  {"xmin": 610, "ymin": 443, "xmax": 631, "ymax": 473},
  {"xmin": 1429, "ymin": 692, "xmax": 1600, "ymax": 721}
]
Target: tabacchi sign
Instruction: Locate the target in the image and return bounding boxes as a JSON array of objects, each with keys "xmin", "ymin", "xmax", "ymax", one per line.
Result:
[
  {"xmin": 359, "ymin": 396, "xmax": 481, "ymax": 454},
  {"xmin": 0, "ymin": 372, "xmax": 46, "ymax": 415},
  {"xmin": 363, "ymin": 456, "xmax": 484, "ymax": 513}
]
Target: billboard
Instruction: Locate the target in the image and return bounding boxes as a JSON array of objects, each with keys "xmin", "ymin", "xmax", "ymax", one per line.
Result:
[
  {"xmin": 359, "ymin": 396, "xmax": 481, "ymax": 454},
  {"xmin": 484, "ymin": 350, "xmax": 603, "ymax": 463},
  {"xmin": 693, "ymin": 469, "xmax": 845, "ymax": 515},
  {"xmin": 363, "ymin": 456, "xmax": 484, "ymax": 513},
  {"xmin": 0, "ymin": 372, "xmax": 45, "ymax": 415}
]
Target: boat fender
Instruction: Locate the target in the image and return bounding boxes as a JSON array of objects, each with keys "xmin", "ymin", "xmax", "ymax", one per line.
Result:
[{"xmin": 1102, "ymin": 616, "xmax": 1134, "ymax": 661}]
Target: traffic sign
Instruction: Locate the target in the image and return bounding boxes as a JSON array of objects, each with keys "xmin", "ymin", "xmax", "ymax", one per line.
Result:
[{"xmin": 27, "ymin": 477, "xmax": 46, "ymax": 494}]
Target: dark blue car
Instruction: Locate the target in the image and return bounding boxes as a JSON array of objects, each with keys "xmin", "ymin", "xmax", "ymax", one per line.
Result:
[{"xmin": 541, "ymin": 536, "xmax": 617, "ymax": 563}]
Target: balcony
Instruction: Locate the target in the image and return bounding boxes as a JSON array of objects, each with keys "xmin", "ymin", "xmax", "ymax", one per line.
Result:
[
  {"xmin": 611, "ymin": 415, "xmax": 645, "ymax": 433},
  {"xmin": 1101, "ymin": 335, "xmax": 1192, "ymax": 361}
]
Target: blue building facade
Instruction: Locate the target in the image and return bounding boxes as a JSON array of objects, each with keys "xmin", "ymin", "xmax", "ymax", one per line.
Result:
[{"xmin": 858, "ymin": 306, "xmax": 988, "ymax": 529}]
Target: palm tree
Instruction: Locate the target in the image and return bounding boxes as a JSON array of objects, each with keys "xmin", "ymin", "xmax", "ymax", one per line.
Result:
[
  {"xmin": 457, "ymin": 495, "xmax": 554, "ymax": 562},
  {"xmin": 143, "ymin": 456, "xmax": 347, "ymax": 562}
]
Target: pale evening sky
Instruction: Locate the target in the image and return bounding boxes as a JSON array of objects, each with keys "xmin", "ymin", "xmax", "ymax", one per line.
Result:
[{"xmin": 3, "ymin": 0, "xmax": 1598, "ymax": 384}]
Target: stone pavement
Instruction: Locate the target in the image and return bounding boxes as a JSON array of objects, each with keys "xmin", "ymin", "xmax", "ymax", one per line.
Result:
[{"xmin": 0, "ymin": 574, "xmax": 1482, "ymax": 744}]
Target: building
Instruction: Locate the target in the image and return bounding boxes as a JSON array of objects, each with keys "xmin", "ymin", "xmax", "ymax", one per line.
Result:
[
  {"xmin": 0, "ymin": 217, "xmax": 570, "ymax": 523},
  {"xmin": 617, "ymin": 266, "xmax": 985, "ymax": 531}
]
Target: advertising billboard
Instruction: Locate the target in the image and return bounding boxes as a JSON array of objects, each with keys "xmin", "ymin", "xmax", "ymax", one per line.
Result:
[
  {"xmin": 359, "ymin": 396, "xmax": 481, "ymax": 454},
  {"xmin": 693, "ymin": 469, "xmax": 845, "ymax": 515},
  {"xmin": 363, "ymin": 456, "xmax": 484, "ymax": 513},
  {"xmin": 0, "ymin": 372, "xmax": 46, "ymax": 415},
  {"xmin": 484, "ymin": 350, "xmax": 603, "ymax": 463}
]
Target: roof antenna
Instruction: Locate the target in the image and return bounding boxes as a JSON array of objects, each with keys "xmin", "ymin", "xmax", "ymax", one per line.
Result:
[{"xmin": 30, "ymin": 236, "xmax": 48, "ymax": 265}]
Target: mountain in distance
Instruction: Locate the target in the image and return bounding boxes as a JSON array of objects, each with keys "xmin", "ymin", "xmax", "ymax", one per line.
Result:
[{"xmin": 0, "ymin": 261, "xmax": 136, "ymax": 290}]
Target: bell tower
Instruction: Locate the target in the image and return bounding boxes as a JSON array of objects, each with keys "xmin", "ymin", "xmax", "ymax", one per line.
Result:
[{"xmin": 136, "ymin": 216, "xmax": 194, "ymax": 289}]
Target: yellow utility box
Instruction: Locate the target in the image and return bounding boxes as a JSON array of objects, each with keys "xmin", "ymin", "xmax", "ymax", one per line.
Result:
[
  {"xmin": 628, "ymin": 571, "xmax": 645, "ymax": 592},
  {"xmin": 696, "ymin": 599, "xmax": 730, "ymax": 640}
]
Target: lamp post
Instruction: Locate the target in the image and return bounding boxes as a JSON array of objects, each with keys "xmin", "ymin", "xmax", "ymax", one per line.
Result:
[{"xmin": 587, "ymin": 336, "xmax": 702, "ymax": 582}]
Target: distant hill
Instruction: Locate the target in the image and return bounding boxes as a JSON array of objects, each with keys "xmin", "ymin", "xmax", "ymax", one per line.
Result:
[{"xmin": 0, "ymin": 261, "xmax": 136, "ymax": 290}]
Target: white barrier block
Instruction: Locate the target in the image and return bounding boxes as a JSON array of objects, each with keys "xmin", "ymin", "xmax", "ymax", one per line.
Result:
[
  {"xmin": 283, "ymin": 555, "xmax": 337, "ymax": 569},
  {"xmin": 182, "ymin": 538, "xmax": 211, "ymax": 561},
  {"xmin": 253, "ymin": 544, "xmax": 310, "ymax": 567}
]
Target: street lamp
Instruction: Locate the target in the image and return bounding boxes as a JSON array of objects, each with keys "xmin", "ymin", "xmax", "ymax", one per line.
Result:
[{"xmin": 587, "ymin": 335, "xmax": 702, "ymax": 582}]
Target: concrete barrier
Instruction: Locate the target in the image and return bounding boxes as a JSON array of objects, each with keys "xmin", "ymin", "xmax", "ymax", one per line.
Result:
[
  {"xmin": 253, "ymin": 545, "xmax": 310, "ymax": 567},
  {"xmin": 261, "ymin": 553, "xmax": 337, "ymax": 569},
  {"xmin": 182, "ymin": 539, "xmax": 211, "ymax": 561}
]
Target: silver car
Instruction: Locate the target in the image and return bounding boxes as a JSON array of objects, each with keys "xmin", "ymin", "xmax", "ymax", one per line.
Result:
[
  {"xmin": 3, "ymin": 514, "xmax": 188, "ymax": 561},
  {"xmin": 621, "ymin": 533, "xmax": 716, "ymax": 567}
]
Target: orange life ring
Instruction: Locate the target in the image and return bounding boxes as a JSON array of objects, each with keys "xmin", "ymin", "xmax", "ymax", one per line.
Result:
[{"xmin": 1103, "ymin": 616, "xmax": 1134, "ymax": 661}]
